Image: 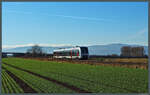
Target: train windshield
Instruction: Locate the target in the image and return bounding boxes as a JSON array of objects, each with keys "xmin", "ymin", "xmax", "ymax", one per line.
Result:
[{"xmin": 80, "ymin": 47, "xmax": 88, "ymax": 54}]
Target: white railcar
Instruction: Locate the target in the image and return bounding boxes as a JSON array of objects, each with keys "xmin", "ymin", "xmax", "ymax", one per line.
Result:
[{"xmin": 53, "ymin": 47, "xmax": 89, "ymax": 59}]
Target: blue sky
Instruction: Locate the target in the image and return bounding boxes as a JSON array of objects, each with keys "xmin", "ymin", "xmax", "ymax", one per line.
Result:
[{"xmin": 2, "ymin": 2, "xmax": 148, "ymax": 48}]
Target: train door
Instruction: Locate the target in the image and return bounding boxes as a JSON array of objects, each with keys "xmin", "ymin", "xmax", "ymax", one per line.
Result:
[{"xmin": 70, "ymin": 50, "xmax": 72, "ymax": 59}]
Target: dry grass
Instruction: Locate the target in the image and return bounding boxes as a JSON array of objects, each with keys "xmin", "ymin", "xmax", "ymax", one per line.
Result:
[
  {"xmin": 95, "ymin": 58, "xmax": 148, "ymax": 64},
  {"xmin": 19, "ymin": 57, "xmax": 148, "ymax": 69}
]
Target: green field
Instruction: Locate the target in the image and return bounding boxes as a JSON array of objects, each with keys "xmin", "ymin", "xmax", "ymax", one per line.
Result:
[
  {"xmin": 2, "ymin": 58, "xmax": 148, "ymax": 93},
  {"xmin": 2, "ymin": 69, "xmax": 24, "ymax": 93}
]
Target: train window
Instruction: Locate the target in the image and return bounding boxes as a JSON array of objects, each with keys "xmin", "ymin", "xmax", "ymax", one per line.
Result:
[
  {"xmin": 77, "ymin": 51, "xmax": 79, "ymax": 56},
  {"xmin": 66, "ymin": 51, "xmax": 69, "ymax": 56},
  {"xmin": 55, "ymin": 52, "xmax": 57, "ymax": 56},
  {"xmin": 72, "ymin": 50, "xmax": 75, "ymax": 56},
  {"xmin": 74, "ymin": 50, "xmax": 76, "ymax": 56},
  {"xmin": 54, "ymin": 52, "xmax": 56, "ymax": 56},
  {"xmin": 67, "ymin": 51, "xmax": 69, "ymax": 56},
  {"xmin": 61, "ymin": 51, "xmax": 63, "ymax": 56},
  {"xmin": 61, "ymin": 52, "xmax": 63, "ymax": 56},
  {"xmin": 81, "ymin": 47, "xmax": 88, "ymax": 54},
  {"xmin": 63, "ymin": 51, "xmax": 66, "ymax": 56},
  {"xmin": 65, "ymin": 51, "xmax": 67, "ymax": 56},
  {"xmin": 75, "ymin": 50, "xmax": 79, "ymax": 56},
  {"xmin": 60, "ymin": 52, "xmax": 62, "ymax": 56},
  {"xmin": 70, "ymin": 51, "xmax": 72, "ymax": 56}
]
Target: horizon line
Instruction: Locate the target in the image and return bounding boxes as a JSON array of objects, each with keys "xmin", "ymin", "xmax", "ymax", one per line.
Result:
[{"xmin": 2, "ymin": 43, "xmax": 148, "ymax": 49}]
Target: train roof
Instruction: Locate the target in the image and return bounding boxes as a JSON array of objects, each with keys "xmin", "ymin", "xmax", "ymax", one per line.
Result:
[{"xmin": 53, "ymin": 46, "xmax": 88, "ymax": 52}]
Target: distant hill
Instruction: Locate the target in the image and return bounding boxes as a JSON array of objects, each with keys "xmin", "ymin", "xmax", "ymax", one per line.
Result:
[
  {"xmin": 88, "ymin": 44, "xmax": 148, "ymax": 55},
  {"xmin": 2, "ymin": 43, "xmax": 148, "ymax": 56}
]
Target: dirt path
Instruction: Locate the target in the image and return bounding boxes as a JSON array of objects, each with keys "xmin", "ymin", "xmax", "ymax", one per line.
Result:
[
  {"xmin": 2, "ymin": 67, "xmax": 37, "ymax": 93},
  {"xmin": 3, "ymin": 63, "xmax": 91, "ymax": 93}
]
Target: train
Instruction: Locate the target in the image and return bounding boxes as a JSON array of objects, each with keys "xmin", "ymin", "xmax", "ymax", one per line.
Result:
[{"xmin": 53, "ymin": 46, "xmax": 89, "ymax": 59}]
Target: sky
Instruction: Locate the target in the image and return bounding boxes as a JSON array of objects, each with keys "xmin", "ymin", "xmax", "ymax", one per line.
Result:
[{"xmin": 2, "ymin": 2, "xmax": 148, "ymax": 49}]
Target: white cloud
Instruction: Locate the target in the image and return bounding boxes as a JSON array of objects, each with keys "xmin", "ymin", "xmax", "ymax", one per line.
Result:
[
  {"xmin": 46, "ymin": 14, "xmax": 113, "ymax": 22},
  {"xmin": 6, "ymin": 10, "xmax": 32, "ymax": 15},
  {"xmin": 6, "ymin": 10, "xmax": 113, "ymax": 22},
  {"xmin": 2, "ymin": 43, "xmax": 101, "ymax": 49},
  {"xmin": 128, "ymin": 28, "xmax": 147, "ymax": 40},
  {"xmin": 125, "ymin": 28, "xmax": 148, "ymax": 46},
  {"xmin": 2, "ymin": 44, "xmax": 35, "ymax": 49},
  {"xmin": 37, "ymin": 44, "xmax": 73, "ymax": 47},
  {"xmin": 2, "ymin": 43, "xmax": 73, "ymax": 49}
]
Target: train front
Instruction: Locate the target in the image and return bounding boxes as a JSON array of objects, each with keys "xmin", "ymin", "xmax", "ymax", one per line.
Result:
[{"xmin": 80, "ymin": 47, "xmax": 89, "ymax": 59}]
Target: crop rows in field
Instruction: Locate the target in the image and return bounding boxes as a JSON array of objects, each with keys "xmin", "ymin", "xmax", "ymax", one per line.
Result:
[
  {"xmin": 2, "ymin": 64, "xmax": 76, "ymax": 93},
  {"xmin": 2, "ymin": 58, "xmax": 149, "ymax": 93},
  {"xmin": 3, "ymin": 63, "xmax": 89, "ymax": 93},
  {"xmin": 2, "ymin": 69, "xmax": 23, "ymax": 93}
]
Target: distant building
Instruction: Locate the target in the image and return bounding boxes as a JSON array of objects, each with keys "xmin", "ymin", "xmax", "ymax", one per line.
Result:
[{"xmin": 121, "ymin": 46, "xmax": 145, "ymax": 57}]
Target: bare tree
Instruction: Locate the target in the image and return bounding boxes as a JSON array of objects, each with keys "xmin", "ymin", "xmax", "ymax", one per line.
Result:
[
  {"xmin": 131, "ymin": 47, "xmax": 144, "ymax": 57},
  {"xmin": 121, "ymin": 46, "xmax": 145, "ymax": 57},
  {"xmin": 121, "ymin": 46, "xmax": 131, "ymax": 57},
  {"xmin": 26, "ymin": 44, "xmax": 45, "ymax": 57}
]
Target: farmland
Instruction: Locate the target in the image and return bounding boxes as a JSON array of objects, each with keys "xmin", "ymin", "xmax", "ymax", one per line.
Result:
[
  {"xmin": 2, "ymin": 57, "xmax": 148, "ymax": 93},
  {"xmin": 2, "ymin": 69, "xmax": 24, "ymax": 93}
]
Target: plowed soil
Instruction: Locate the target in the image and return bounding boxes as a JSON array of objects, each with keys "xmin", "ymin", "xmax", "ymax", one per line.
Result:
[{"xmin": 2, "ymin": 67, "xmax": 37, "ymax": 93}]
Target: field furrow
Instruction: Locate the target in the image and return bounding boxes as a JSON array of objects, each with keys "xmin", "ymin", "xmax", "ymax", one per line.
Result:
[
  {"xmin": 2, "ymin": 64, "xmax": 76, "ymax": 93},
  {"xmin": 2, "ymin": 58, "xmax": 148, "ymax": 93},
  {"xmin": 2, "ymin": 69, "xmax": 24, "ymax": 93}
]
